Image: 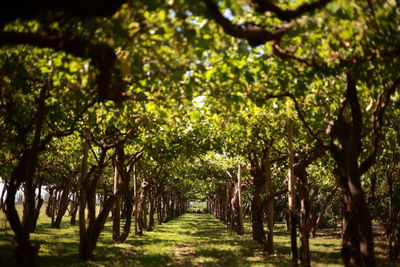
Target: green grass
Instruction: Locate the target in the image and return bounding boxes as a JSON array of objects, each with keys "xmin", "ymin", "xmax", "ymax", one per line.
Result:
[{"xmin": 0, "ymin": 207, "xmax": 398, "ymax": 266}]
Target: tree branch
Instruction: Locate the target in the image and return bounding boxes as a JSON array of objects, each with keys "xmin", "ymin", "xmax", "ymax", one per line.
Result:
[
  {"xmin": 203, "ymin": 0, "xmax": 289, "ymax": 47},
  {"xmin": 360, "ymin": 76, "xmax": 400, "ymax": 175},
  {"xmin": 252, "ymin": 92, "xmax": 320, "ymax": 142},
  {"xmin": 251, "ymin": 0, "xmax": 332, "ymax": 21}
]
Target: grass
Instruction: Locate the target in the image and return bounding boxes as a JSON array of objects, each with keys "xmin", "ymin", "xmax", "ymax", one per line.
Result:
[{"xmin": 0, "ymin": 206, "xmax": 398, "ymax": 266}]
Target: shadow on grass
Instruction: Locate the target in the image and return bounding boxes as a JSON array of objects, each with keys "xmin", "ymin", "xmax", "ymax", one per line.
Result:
[{"xmin": 3, "ymin": 212, "xmax": 395, "ymax": 267}]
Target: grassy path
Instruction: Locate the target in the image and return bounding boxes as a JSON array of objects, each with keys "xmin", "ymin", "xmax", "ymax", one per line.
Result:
[
  {"xmin": 0, "ymin": 213, "xmax": 268, "ymax": 266},
  {"xmin": 101, "ymin": 213, "xmax": 266, "ymax": 266},
  {"xmin": 136, "ymin": 213, "xmax": 264, "ymax": 266},
  {"xmin": 1, "ymin": 211, "xmax": 393, "ymax": 266}
]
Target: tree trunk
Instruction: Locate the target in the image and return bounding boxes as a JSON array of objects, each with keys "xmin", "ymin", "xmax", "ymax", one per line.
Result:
[
  {"xmin": 22, "ymin": 179, "xmax": 37, "ymax": 233},
  {"xmin": 147, "ymin": 187, "xmax": 156, "ymax": 231},
  {"xmin": 52, "ymin": 186, "xmax": 70, "ymax": 228},
  {"xmin": 45, "ymin": 187, "xmax": 55, "ymax": 217},
  {"xmin": 287, "ymin": 122, "xmax": 298, "ymax": 267},
  {"xmin": 136, "ymin": 181, "xmax": 149, "ymax": 236},
  {"xmin": 237, "ymin": 161, "xmax": 245, "ymax": 235},
  {"xmin": 69, "ymin": 192, "xmax": 79, "ymax": 225},
  {"xmin": 31, "ymin": 182, "xmax": 44, "ymax": 232},
  {"xmin": 5, "ymin": 153, "xmax": 40, "ymax": 267},
  {"xmin": 312, "ymin": 186, "xmax": 338, "ymax": 237},
  {"xmin": 265, "ymin": 150, "xmax": 274, "ymax": 254},
  {"xmin": 336, "ymin": 168, "xmax": 375, "ymax": 267},
  {"xmin": 78, "ymin": 140, "xmax": 89, "ymax": 261},
  {"xmin": 251, "ymin": 170, "xmax": 267, "ymax": 247},
  {"xmin": 297, "ymin": 170, "xmax": 311, "ymax": 267},
  {"xmin": 112, "ymin": 164, "xmax": 121, "ymax": 242},
  {"xmin": 134, "ymin": 165, "xmax": 139, "ymax": 235},
  {"xmin": 328, "ymin": 74, "xmax": 376, "ymax": 267}
]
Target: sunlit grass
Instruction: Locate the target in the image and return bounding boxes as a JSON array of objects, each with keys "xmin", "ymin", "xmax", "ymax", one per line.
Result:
[{"xmin": 0, "ymin": 206, "xmax": 396, "ymax": 266}]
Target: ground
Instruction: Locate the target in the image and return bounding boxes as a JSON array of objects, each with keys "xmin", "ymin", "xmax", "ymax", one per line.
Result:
[{"xmin": 0, "ymin": 208, "xmax": 397, "ymax": 266}]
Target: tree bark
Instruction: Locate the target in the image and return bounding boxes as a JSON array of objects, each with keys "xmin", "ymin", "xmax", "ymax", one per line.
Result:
[
  {"xmin": 251, "ymin": 169, "xmax": 267, "ymax": 247},
  {"xmin": 112, "ymin": 164, "xmax": 121, "ymax": 241},
  {"xmin": 52, "ymin": 185, "xmax": 70, "ymax": 228},
  {"xmin": 136, "ymin": 181, "xmax": 149, "ymax": 236},
  {"xmin": 5, "ymin": 151, "xmax": 41, "ymax": 267},
  {"xmin": 287, "ymin": 121, "xmax": 298, "ymax": 267},
  {"xmin": 237, "ymin": 161, "xmax": 245, "ymax": 235},
  {"xmin": 265, "ymin": 150, "xmax": 275, "ymax": 254},
  {"xmin": 69, "ymin": 192, "xmax": 79, "ymax": 225},
  {"xmin": 328, "ymin": 75, "xmax": 376, "ymax": 267},
  {"xmin": 78, "ymin": 140, "xmax": 89, "ymax": 260},
  {"xmin": 147, "ymin": 186, "xmax": 156, "ymax": 231},
  {"xmin": 297, "ymin": 169, "xmax": 311, "ymax": 267}
]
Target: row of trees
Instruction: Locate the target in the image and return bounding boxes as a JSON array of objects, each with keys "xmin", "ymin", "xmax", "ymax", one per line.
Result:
[{"xmin": 1, "ymin": 1, "xmax": 400, "ymax": 267}]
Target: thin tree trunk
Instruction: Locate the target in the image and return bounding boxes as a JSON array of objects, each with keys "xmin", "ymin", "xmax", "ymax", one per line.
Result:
[
  {"xmin": 32, "ymin": 181, "xmax": 44, "ymax": 232},
  {"xmin": 312, "ymin": 186, "xmax": 339, "ymax": 237},
  {"xmin": 112, "ymin": 164, "xmax": 121, "ymax": 242},
  {"xmin": 53, "ymin": 186, "xmax": 70, "ymax": 228},
  {"xmin": 136, "ymin": 181, "xmax": 149, "ymax": 236},
  {"xmin": 288, "ymin": 121, "xmax": 298, "ymax": 267},
  {"xmin": 134, "ymin": 165, "xmax": 139, "ymax": 235},
  {"xmin": 297, "ymin": 171, "xmax": 311, "ymax": 267},
  {"xmin": 78, "ymin": 140, "xmax": 89, "ymax": 260},
  {"xmin": 237, "ymin": 161, "xmax": 245, "ymax": 235},
  {"xmin": 147, "ymin": 187, "xmax": 156, "ymax": 231},
  {"xmin": 0, "ymin": 183, "xmax": 7, "ymax": 213},
  {"xmin": 265, "ymin": 150, "xmax": 274, "ymax": 254},
  {"xmin": 70, "ymin": 192, "xmax": 79, "ymax": 225}
]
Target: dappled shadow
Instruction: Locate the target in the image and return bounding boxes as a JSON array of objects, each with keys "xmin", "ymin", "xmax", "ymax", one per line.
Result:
[{"xmin": 2, "ymin": 212, "xmax": 395, "ymax": 266}]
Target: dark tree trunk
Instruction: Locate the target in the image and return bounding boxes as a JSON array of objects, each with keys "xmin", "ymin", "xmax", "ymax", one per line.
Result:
[
  {"xmin": 5, "ymin": 153, "xmax": 41, "ymax": 267},
  {"xmin": 147, "ymin": 187, "xmax": 156, "ymax": 231},
  {"xmin": 328, "ymin": 75, "xmax": 376, "ymax": 267},
  {"xmin": 264, "ymin": 151, "xmax": 274, "ymax": 254},
  {"xmin": 69, "ymin": 192, "xmax": 79, "ymax": 225},
  {"xmin": 0, "ymin": 183, "xmax": 7, "ymax": 213},
  {"xmin": 3, "ymin": 82, "xmax": 51, "ymax": 266},
  {"xmin": 31, "ymin": 181, "xmax": 44, "ymax": 232},
  {"xmin": 335, "ymin": 168, "xmax": 375, "ymax": 267},
  {"xmin": 251, "ymin": 170, "xmax": 267, "ymax": 247},
  {"xmin": 45, "ymin": 187, "xmax": 55, "ymax": 217},
  {"xmin": 287, "ymin": 122, "xmax": 298, "ymax": 267},
  {"xmin": 22, "ymin": 180, "xmax": 37, "ymax": 234},
  {"xmin": 78, "ymin": 141, "xmax": 116, "ymax": 261},
  {"xmin": 52, "ymin": 186, "xmax": 70, "ymax": 228},
  {"xmin": 112, "ymin": 164, "xmax": 121, "ymax": 242},
  {"xmin": 297, "ymin": 174, "xmax": 311, "ymax": 267},
  {"xmin": 312, "ymin": 186, "xmax": 338, "ymax": 237},
  {"xmin": 136, "ymin": 181, "xmax": 149, "ymax": 236}
]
